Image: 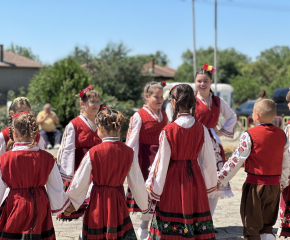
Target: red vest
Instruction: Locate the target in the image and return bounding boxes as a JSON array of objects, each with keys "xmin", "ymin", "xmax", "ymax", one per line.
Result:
[
  {"xmin": 0, "ymin": 149, "xmax": 55, "ymax": 188},
  {"xmin": 71, "ymin": 116, "xmax": 102, "ymax": 148},
  {"xmin": 138, "ymin": 109, "xmax": 168, "ymax": 145},
  {"xmin": 195, "ymin": 97, "xmax": 220, "ymax": 129},
  {"xmin": 1, "ymin": 127, "xmax": 41, "ymax": 146},
  {"xmin": 89, "ymin": 141, "xmax": 134, "ymax": 186},
  {"xmin": 164, "ymin": 120, "xmax": 204, "ymax": 160},
  {"xmin": 245, "ymin": 125, "xmax": 286, "ymax": 176}
]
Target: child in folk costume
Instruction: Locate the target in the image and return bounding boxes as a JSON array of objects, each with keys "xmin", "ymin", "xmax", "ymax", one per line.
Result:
[
  {"xmin": 125, "ymin": 81, "xmax": 168, "ymax": 239},
  {"xmin": 194, "ymin": 64, "xmax": 237, "ymax": 229},
  {"xmin": 0, "ymin": 112, "xmax": 69, "ymax": 240},
  {"xmin": 277, "ymin": 90, "xmax": 290, "ymax": 237},
  {"xmin": 64, "ymin": 107, "xmax": 150, "ymax": 240},
  {"xmin": 0, "ymin": 97, "xmax": 45, "ymax": 214},
  {"xmin": 218, "ymin": 99, "xmax": 289, "ymax": 240},
  {"xmin": 0, "ymin": 97, "xmax": 45, "ymax": 155},
  {"xmin": 57, "ymin": 85, "xmax": 102, "ymax": 221},
  {"xmin": 146, "ymin": 84, "xmax": 218, "ymax": 240}
]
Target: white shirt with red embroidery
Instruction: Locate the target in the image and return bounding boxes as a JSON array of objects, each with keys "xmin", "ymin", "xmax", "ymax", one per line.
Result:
[
  {"xmin": 196, "ymin": 92, "xmax": 237, "ymax": 139},
  {"xmin": 57, "ymin": 114, "xmax": 94, "ymax": 182},
  {"xmin": 217, "ymin": 129, "xmax": 289, "ymax": 188},
  {"xmin": 145, "ymin": 114, "xmax": 218, "ymax": 201},
  {"xmin": 0, "ymin": 143, "xmax": 70, "ymax": 215},
  {"xmin": 66, "ymin": 137, "xmax": 149, "ymax": 213},
  {"xmin": 0, "ymin": 132, "xmax": 45, "ymax": 156},
  {"xmin": 126, "ymin": 105, "xmax": 165, "ymax": 157}
]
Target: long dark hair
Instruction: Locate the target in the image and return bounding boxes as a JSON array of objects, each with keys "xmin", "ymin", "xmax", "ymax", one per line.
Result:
[
  {"xmin": 195, "ymin": 69, "xmax": 219, "ymax": 107},
  {"xmin": 170, "ymin": 84, "xmax": 196, "ymax": 122}
]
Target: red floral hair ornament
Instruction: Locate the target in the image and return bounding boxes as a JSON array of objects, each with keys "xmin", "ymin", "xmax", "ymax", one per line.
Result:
[
  {"xmin": 101, "ymin": 105, "xmax": 109, "ymax": 110},
  {"xmin": 161, "ymin": 81, "xmax": 167, "ymax": 87},
  {"xmin": 76, "ymin": 85, "xmax": 94, "ymax": 98},
  {"xmin": 13, "ymin": 111, "xmax": 28, "ymax": 119},
  {"xmin": 202, "ymin": 64, "xmax": 216, "ymax": 74}
]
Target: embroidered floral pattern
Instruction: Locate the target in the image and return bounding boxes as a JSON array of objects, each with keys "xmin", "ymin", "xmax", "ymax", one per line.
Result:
[{"xmin": 151, "ymin": 215, "xmax": 214, "ymax": 238}]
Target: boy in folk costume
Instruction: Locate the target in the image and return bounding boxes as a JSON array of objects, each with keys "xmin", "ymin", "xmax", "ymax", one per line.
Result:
[
  {"xmin": 277, "ymin": 90, "xmax": 290, "ymax": 237},
  {"xmin": 0, "ymin": 112, "xmax": 69, "ymax": 240},
  {"xmin": 64, "ymin": 108, "xmax": 150, "ymax": 240},
  {"xmin": 218, "ymin": 99, "xmax": 290, "ymax": 240},
  {"xmin": 57, "ymin": 85, "xmax": 102, "ymax": 221},
  {"xmin": 146, "ymin": 84, "xmax": 217, "ymax": 240},
  {"xmin": 126, "ymin": 81, "xmax": 168, "ymax": 239}
]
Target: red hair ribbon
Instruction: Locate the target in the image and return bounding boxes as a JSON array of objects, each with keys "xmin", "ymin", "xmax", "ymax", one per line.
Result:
[
  {"xmin": 13, "ymin": 111, "xmax": 28, "ymax": 119},
  {"xmin": 101, "ymin": 105, "xmax": 109, "ymax": 110}
]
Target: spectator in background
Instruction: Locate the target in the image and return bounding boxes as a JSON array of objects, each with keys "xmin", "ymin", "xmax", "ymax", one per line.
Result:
[
  {"xmin": 256, "ymin": 90, "xmax": 266, "ymax": 102},
  {"xmin": 37, "ymin": 103, "xmax": 61, "ymax": 149}
]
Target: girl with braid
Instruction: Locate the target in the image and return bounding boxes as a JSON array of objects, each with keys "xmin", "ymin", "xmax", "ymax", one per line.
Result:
[
  {"xmin": 194, "ymin": 64, "xmax": 237, "ymax": 231},
  {"xmin": 0, "ymin": 97, "xmax": 45, "ymax": 213},
  {"xmin": 146, "ymin": 84, "xmax": 217, "ymax": 240},
  {"xmin": 125, "ymin": 81, "xmax": 168, "ymax": 240},
  {"xmin": 64, "ymin": 107, "xmax": 150, "ymax": 240},
  {"xmin": 0, "ymin": 97, "xmax": 45, "ymax": 156},
  {"xmin": 0, "ymin": 112, "xmax": 69, "ymax": 240},
  {"xmin": 57, "ymin": 85, "xmax": 102, "ymax": 222}
]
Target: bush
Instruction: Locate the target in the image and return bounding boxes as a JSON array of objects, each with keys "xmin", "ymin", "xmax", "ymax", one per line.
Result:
[{"xmin": 27, "ymin": 57, "xmax": 91, "ymax": 128}]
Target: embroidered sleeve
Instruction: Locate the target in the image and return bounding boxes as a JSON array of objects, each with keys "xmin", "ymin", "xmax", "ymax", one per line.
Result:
[
  {"xmin": 58, "ymin": 122, "xmax": 76, "ymax": 181},
  {"xmin": 281, "ymin": 126, "xmax": 290, "ymax": 187},
  {"xmin": 145, "ymin": 131, "xmax": 171, "ymax": 201},
  {"xmin": 0, "ymin": 133, "xmax": 6, "ymax": 157},
  {"xmin": 197, "ymin": 126, "xmax": 218, "ymax": 195},
  {"xmin": 218, "ymin": 132, "xmax": 252, "ymax": 186},
  {"xmin": 219, "ymin": 98, "xmax": 237, "ymax": 138},
  {"xmin": 47, "ymin": 162, "xmax": 71, "ymax": 215},
  {"xmin": 126, "ymin": 112, "xmax": 142, "ymax": 156},
  {"xmin": 66, "ymin": 152, "xmax": 92, "ymax": 211},
  {"xmin": 127, "ymin": 153, "xmax": 149, "ymax": 213},
  {"xmin": 37, "ymin": 135, "xmax": 46, "ymax": 150}
]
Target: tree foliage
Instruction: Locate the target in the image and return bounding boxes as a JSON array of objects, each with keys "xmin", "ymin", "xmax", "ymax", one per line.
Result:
[
  {"xmin": 27, "ymin": 57, "xmax": 91, "ymax": 128},
  {"xmin": 131, "ymin": 51, "xmax": 169, "ymax": 66},
  {"xmin": 257, "ymin": 46, "xmax": 290, "ymax": 69},
  {"xmin": 6, "ymin": 43, "xmax": 41, "ymax": 62}
]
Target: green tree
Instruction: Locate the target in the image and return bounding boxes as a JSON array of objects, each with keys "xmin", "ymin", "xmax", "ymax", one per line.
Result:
[
  {"xmin": 70, "ymin": 46, "xmax": 93, "ymax": 65},
  {"xmin": 87, "ymin": 43, "xmax": 152, "ymax": 104},
  {"xmin": 257, "ymin": 46, "xmax": 290, "ymax": 69},
  {"xmin": 231, "ymin": 75, "xmax": 260, "ymax": 104},
  {"xmin": 175, "ymin": 47, "xmax": 250, "ymax": 83},
  {"xmin": 131, "ymin": 51, "xmax": 169, "ymax": 66},
  {"xmin": 27, "ymin": 57, "xmax": 91, "ymax": 127},
  {"xmin": 6, "ymin": 43, "xmax": 41, "ymax": 62}
]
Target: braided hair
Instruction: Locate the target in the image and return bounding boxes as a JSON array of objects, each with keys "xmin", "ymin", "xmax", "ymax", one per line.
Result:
[
  {"xmin": 170, "ymin": 84, "xmax": 196, "ymax": 122},
  {"xmin": 6, "ymin": 112, "xmax": 38, "ymax": 151},
  {"xmin": 7, "ymin": 98, "xmax": 32, "ymax": 151},
  {"xmin": 195, "ymin": 69, "xmax": 219, "ymax": 107},
  {"xmin": 96, "ymin": 108, "xmax": 126, "ymax": 135}
]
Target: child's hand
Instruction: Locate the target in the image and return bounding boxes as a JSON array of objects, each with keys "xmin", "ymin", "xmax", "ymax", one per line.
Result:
[
  {"xmin": 63, "ymin": 204, "xmax": 76, "ymax": 216},
  {"xmin": 281, "ymin": 186, "xmax": 285, "ymax": 193},
  {"xmin": 213, "ymin": 127, "xmax": 224, "ymax": 137},
  {"xmin": 217, "ymin": 181, "xmax": 221, "ymax": 190}
]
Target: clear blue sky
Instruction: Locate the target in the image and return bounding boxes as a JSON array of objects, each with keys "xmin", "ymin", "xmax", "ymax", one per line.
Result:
[{"xmin": 2, "ymin": 0, "xmax": 290, "ymax": 69}]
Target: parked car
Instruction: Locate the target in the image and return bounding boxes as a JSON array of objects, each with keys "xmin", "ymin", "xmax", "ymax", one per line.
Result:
[
  {"xmin": 272, "ymin": 87, "xmax": 289, "ymax": 117},
  {"xmin": 234, "ymin": 100, "xmax": 255, "ymax": 118}
]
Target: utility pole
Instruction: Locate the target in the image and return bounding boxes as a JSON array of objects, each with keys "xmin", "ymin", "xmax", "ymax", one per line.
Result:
[
  {"xmin": 214, "ymin": 0, "xmax": 218, "ymax": 95},
  {"xmin": 192, "ymin": 0, "xmax": 197, "ymax": 81}
]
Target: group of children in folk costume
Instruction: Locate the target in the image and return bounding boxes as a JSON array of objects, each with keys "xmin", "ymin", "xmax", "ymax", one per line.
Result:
[{"xmin": 0, "ymin": 63, "xmax": 289, "ymax": 240}]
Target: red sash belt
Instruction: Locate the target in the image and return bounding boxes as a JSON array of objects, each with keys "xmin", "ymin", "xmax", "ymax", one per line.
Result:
[{"xmin": 246, "ymin": 173, "xmax": 280, "ymax": 185}]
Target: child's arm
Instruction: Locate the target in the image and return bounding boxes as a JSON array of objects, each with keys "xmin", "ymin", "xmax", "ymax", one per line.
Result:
[
  {"xmin": 37, "ymin": 136, "xmax": 46, "ymax": 150},
  {"xmin": 0, "ymin": 132, "xmax": 6, "ymax": 156},
  {"xmin": 281, "ymin": 136, "xmax": 290, "ymax": 189},
  {"xmin": 145, "ymin": 130, "xmax": 171, "ymax": 202},
  {"xmin": 126, "ymin": 113, "xmax": 142, "ymax": 155},
  {"xmin": 46, "ymin": 162, "xmax": 71, "ymax": 216},
  {"xmin": 217, "ymin": 98, "xmax": 237, "ymax": 138},
  {"xmin": 218, "ymin": 132, "xmax": 252, "ymax": 186},
  {"xmin": 66, "ymin": 152, "xmax": 91, "ymax": 211},
  {"xmin": 197, "ymin": 126, "xmax": 218, "ymax": 195},
  {"xmin": 127, "ymin": 153, "xmax": 151, "ymax": 213},
  {"xmin": 57, "ymin": 122, "xmax": 76, "ymax": 182}
]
